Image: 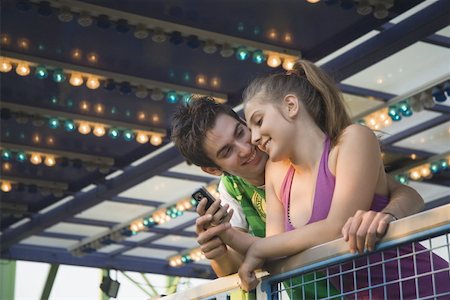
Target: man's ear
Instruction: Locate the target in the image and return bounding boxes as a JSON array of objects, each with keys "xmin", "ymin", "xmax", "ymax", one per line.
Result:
[
  {"xmin": 283, "ymin": 94, "xmax": 300, "ymax": 118},
  {"xmin": 201, "ymin": 166, "xmax": 223, "ymax": 176}
]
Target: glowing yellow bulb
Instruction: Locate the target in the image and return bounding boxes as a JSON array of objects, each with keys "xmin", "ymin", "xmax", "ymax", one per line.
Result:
[
  {"xmin": 0, "ymin": 34, "xmax": 11, "ymax": 46},
  {"xmin": 282, "ymin": 58, "xmax": 296, "ymax": 71},
  {"xmin": 267, "ymin": 54, "xmax": 282, "ymax": 68},
  {"xmin": 17, "ymin": 38, "xmax": 30, "ymax": 49},
  {"xmin": 307, "ymin": 0, "xmax": 320, "ymax": 3},
  {"xmin": 136, "ymin": 132, "xmax": 149, "ymax": 144},
  {"xmin": 30, "ymin": 153, "xmax": 43, "ymax": 165},
  {"xmin": 138, "ymin": 112, "xmax": 146, "ymax": 121},
  {"xmin": 47, "ymin": 136, "xmax": 55, "ymax": 145},
  {"xmin": 86, "ymin": 77, "xmax": 100, "ymax": 89},
  {"xmin": 80, "ymin": 101, "xmax": 90, "ymax": 111},
  {"xmin": 44, "ymin": 156, "xmax": 56, "ymax": 167},
  {"xmin": 0, "ymin": 58, "xmax": 12, "ymax": 72},
  {"xmin": 70, "ymin": 73, "xmax": 84, "ymax": 86},
  {"xmin": 94, "ymin": 104, "xmax": 104, "ymax": 114},
  {"xmin": 2, "ymin": 162, "xmax": 12, "ymax": 171},
  {"xmin": 410, "ymin": 153, "xmax": 417, "ymax": 160},
  {"xmin": 420, "ymin": 166, "xmax": 431, "ymax": 178},
  {"xmin": 267, "ymin": 29, "xmax": 277, "ymax": 40},
  {"xmin": 33, "ymin": 134, "xmax": 41, "ymax": 143},
  {"xmin": 71, "ymin": 48, "xmax": 82, "ymax": 59},
  {"xmin": 87, "ymin": 52, "xmax": 98, "ymax": 63},
  {"xmin": 16, "ymin": 62, "xmax": 30, "ymax": 76},
  {"xmin": 284, "ymin": 33, "xmax": 293, "ymax": 43},
  {"xmin": 210, "ymin": 77, "xmax": 221, "ymax": 88},
  {"xmin": 93, "ymin": 125, "xmax": 106, "ymax": 137},
  {"xmin": 1, "ymin": 181, "xmax": 12, "ymax": 192},
  {"xmin": 150, "ymin": 135, "xmax": 163, "ymax": 146},
  {"xmin": 409, "ymin": 170, "xmax": 421, "ymax": 181},
  {"xmin": 196, "ymin": 75, "xmax": 207, "ymax": 85},
  {"xmin": 78, "ymin": 122, "xmax": 91, "ymax": 135},
  {"xmin": 152, "ymin": 114, "xmax": 160, "ymax": 123}
]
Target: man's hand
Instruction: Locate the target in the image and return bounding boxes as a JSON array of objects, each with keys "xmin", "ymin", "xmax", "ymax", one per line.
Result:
[
  {"xmin": 196, "ymin": 213, "xmax": 232, "ymax": 260},
  {"xmin": 342, "ymin": 210, "xmax": 396, "ymax": 254},
  {"xmin": 196, "ymin": 197, "xmax": 232, "ymax": 227}
]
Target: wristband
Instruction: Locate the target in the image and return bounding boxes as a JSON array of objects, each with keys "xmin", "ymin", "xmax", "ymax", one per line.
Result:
[{"xmin": 383, "ymin": 211, "xmax": 398, "ymax": 221}]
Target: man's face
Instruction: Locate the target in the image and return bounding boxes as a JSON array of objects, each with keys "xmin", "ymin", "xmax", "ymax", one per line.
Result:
[{"xmin": 202, "ymin": 114, "xmax": 268, "ymax": 185}]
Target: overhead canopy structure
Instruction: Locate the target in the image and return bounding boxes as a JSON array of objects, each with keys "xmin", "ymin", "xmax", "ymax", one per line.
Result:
[{"xmin": 0, "ymin": 0, "xmax": 449, "ymax": 279}]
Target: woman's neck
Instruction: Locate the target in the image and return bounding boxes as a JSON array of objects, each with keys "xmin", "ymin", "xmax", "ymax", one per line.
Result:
[{"xmin": 290, "ymin": 122, "xmax": 326, "ymax": 172}]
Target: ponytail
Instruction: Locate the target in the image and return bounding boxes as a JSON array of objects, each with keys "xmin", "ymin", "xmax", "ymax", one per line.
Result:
[{"xmin": 243, "ymin": 59, "xmax": 351, "ymax": 146}]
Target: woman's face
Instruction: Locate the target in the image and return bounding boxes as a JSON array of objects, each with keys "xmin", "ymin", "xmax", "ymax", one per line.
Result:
[{"xmin": 244, "ymin": 99, "xmax": 293, "ymax": 162}]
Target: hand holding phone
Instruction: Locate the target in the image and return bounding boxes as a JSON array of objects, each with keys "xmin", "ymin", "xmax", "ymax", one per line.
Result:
[
  {"xmin": 192, "ymin": 187, "xmax": 216, "ymax": 210},
  {"xmin": 192, "ymin": 187, "xmax": 230, "ymax": 227}
]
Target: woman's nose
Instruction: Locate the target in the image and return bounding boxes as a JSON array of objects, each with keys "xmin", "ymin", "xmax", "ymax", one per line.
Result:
[{"xmin": 251, "ymin": 130, "xmax": 261, "ymax": 145}]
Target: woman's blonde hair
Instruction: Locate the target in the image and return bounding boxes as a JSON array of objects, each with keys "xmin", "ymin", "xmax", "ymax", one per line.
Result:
[{"xmin": 243, "ymin": 59, "xmax": 351, "ymax": 146}]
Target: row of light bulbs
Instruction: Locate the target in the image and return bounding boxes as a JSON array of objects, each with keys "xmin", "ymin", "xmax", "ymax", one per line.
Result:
[
  {"xmin": 168, "ymin": 247, "xmax": 206, "ymax": 267},
  {"xmin": 21, "ymin": 1, "xmax": 299, "ymax": 69},
  {"xmin": 394, "ymin": 155, "xmax": 450, "ymax": 185},
  {"xmin": 306, "ymin": 0, "xmax": 395, "ymax": 19},
  {"xmin": 360, "ymin": 82, "xmax": 450, "ymax": 130},
  {"xmin": 0, "ymin": 179, "xmax": 66, "ymax": 196},
  {"xmin": 1, "ymin": 149, "xmax": 57, "ymax": 167},
  {"xmin": 2, "ymin": 105, "xmax": 165, "ymax": 146},
  {"xmin": 70, "ymin": 183, "xmax": 218, "ymax": 256},
  {"xmin": 1, "ymin": 57, "xmax": 224, "ymax": 102}
]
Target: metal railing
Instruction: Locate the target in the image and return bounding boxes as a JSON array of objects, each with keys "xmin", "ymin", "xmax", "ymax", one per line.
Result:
[{"xmin": 163, "ymin": 204, "xmax": 450, "ymax": 300}]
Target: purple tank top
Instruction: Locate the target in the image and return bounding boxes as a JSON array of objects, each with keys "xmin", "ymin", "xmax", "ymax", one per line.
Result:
[{"xmin": 280, "ymin": 137, "xmax": 449, "ymax": 299}]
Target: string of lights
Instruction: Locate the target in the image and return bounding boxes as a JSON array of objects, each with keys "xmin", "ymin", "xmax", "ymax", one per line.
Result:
[
  {"xmin": 391, "ymin": 152, "xmax": 450, "ymax": 184},
  {"xmin": 355, "ymin": 77, "xmax": 450, "ymax": 131},
  {"xmin": 0, "ymin": 175, "xmax": 68, "ymax": 196},
  {"xmin": 1, "ymin": 102, "xmax": 166, "ymax": 146},
  {"xmin": 69, "ymin": 182, "xmax": 219, "ymax": 257},
  {"xmin": 0, "ymin": 53, "xmax": 228, "ymax": 103},
  {"xmin": 23, "ymin": 0, "xmax": 300, "ymax": 70}
]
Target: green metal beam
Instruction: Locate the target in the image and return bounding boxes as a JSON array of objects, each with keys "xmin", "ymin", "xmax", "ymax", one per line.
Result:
[
  {"xmin": 40, "ymin": 264, "xmax": 59, "ymax": 300},
  {"xmin": 0, "ymin": 260, "xmax": 16, "ymax": 300},
  {"xmin": 120, "ymin": 271, "xmax": 152, "ymax": 297},
  {"xmin": 100, "ymin": 270, "xmax": 109, "ymax": 300}
]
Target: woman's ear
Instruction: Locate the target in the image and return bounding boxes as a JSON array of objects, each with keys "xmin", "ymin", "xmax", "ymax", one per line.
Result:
[{"xmin": 283, "ymin": 94, "xmax": 300, "ymax": 118}]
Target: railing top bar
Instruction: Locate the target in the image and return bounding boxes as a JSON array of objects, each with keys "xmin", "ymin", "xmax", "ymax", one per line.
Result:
[
  {"xmin": 163, "ymin": 204, "xmax": 450, "ymax": 300},
  {"xmin": 268, "ymin": 203, "xmax": 449, "ymax": 275}
]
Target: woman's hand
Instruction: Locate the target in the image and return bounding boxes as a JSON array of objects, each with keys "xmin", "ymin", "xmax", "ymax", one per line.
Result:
[{"xmin": 238, "ymin": 243, "xmax": 265, "ymax": 291}]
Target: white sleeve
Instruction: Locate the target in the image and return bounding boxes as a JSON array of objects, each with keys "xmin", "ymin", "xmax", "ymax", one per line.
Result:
[{"xmin": 218, "ymin": 180, "xmax": 249, "ymax": 231}]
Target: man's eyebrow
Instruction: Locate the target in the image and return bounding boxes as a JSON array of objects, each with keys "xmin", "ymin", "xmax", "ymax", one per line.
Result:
[{"xmin": 216, "ymin": 122, "xmax": 241, "ymax": 158}]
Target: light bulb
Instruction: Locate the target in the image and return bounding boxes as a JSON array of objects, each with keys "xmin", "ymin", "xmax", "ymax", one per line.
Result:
[
  {"xmin": 267, "ymin": 54, "xmax": 282, "ymax": 68},
  {"xmin": 44, "ymin": 156, "xmax": 56, "ymax": 167},
  {"xmin": 16, "ymin": 62, "xmax": 30, "ymax": 76},
  {"xmin": 150, "ymin": 135, "xmax": 163, "ymax": 146},
  {"xmin": 136, "ymin": 132, "xmax": 149, "ymax": 144},
  {"xmin": 86, "ymin": 77, "xmax": 100, "ymax": 89},
  {"xmin": 282, "ymin": 58, "xmax": 296, "ymax": 71},
  {"xmin": 78, "ymin": 122, "xmax": 91, "ymax": 135},
  {"xmin": 409, "ymin": 170, "xmax": 421, "ymax": 181},
  {"xmin": 1, "ymin": 181, "xmax": 12, "ymax": 192},
  {"xmin": 70, "ymin": 73, "xmax": 84, "ymax": 86},
  {"xmin": 0, "ymin": 58, "xmax": 12, "ymax": 72},
  {"xmin": 30, "ymin": 153, "xmax": 43, "ymax": 165},
  {"xmin": 93, "ymin": 125, "xmax": 106, "ymax": 137}
]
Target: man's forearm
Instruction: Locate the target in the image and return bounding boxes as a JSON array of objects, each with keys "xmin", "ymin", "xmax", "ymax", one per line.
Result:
[
  {"xmin": 386, "ymin": 177, "xmax": 424, "ymax": 219},
  {"xmin": 210, "ymin": 247, "xmax": 244, "ymax": 277}
]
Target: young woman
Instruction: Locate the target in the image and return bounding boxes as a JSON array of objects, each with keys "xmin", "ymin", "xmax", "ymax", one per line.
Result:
[{"xmin": 220, "ymin": 60, "xmax": 449, "ymax": 298}]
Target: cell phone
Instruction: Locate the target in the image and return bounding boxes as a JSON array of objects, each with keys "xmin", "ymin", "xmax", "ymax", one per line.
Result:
[{"xmin": 192, "ymin": 187, "xmax": 216, "ymax": 210}]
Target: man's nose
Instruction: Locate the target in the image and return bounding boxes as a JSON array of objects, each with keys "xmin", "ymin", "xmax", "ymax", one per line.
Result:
[{"xmin": 237, "ymin": 140, "xmax": 252, "ymax": 157}]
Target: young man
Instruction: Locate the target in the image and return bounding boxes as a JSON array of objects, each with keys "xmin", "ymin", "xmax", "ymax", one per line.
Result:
[{"xmin": 171, "ymin": 96, "xmax": 424, "ymax": 277}]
